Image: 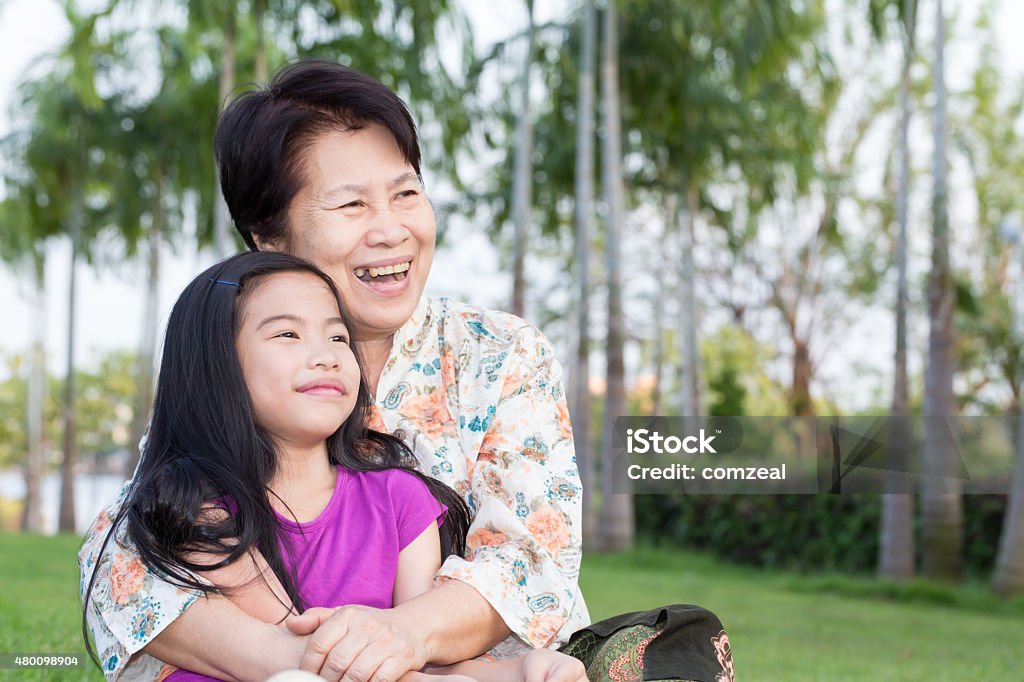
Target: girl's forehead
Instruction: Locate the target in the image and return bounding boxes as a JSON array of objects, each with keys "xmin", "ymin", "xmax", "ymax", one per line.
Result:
[{"xmin": 239, "ymin": 271, "xmax": 342, "ymax": 320}]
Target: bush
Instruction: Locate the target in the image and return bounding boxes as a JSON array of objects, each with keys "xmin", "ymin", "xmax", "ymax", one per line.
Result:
[{"xmin": 635, "ymin": 493, "xmax": 1007, "ymax": 577}]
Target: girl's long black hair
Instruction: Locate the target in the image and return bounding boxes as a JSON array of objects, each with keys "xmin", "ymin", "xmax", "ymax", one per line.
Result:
[{"xmin": 83, "ymin": 251, "xmax": 469, "ymax": 666}]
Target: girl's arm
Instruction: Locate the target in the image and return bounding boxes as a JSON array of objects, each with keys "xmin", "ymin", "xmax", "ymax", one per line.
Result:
[{"xmin": 180, "ymin": 507, "xmax": 296, "ymax": 625}]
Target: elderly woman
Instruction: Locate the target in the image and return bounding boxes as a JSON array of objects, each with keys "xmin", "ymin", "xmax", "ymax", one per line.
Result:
[
  {"xmin": 80, "ymin": 60, "xmax": 587, "ymax": 682},
  {"xmin": 80, "ymin": 61, "xmax": 732, "ymax": 682}
]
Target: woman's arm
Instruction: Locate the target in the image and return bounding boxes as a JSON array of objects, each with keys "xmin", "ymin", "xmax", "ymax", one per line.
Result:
[
  {"xmin": 142, "ymin": 517, "xmax": 303, "ymax": 680},
  {"xmin": 142, "ymin": 594, "xmax": 308, "ymax": 682},
  {"xmin": 434, "ymin": 324, "xmax": 587, "ymax": 650}
]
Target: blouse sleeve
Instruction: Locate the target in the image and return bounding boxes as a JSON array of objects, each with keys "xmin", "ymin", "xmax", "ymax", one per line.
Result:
[
  {"xmin": 387, "ymin": 469, "xmax": 448, "ymax": 551},
  {"xmin": 435, "ymin": 324, "xmax": 586, "ymax": 651},
  {"xmin": 78, "ymin": 483, "xmax": 202, "ymax": 681}
]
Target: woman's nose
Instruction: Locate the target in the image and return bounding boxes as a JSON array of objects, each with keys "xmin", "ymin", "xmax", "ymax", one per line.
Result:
[{"xmin": 364, "ymin": 206, "xmax": 409, "ymax": 247}]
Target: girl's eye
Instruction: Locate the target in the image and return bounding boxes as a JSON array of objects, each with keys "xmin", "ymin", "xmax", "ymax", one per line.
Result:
[
  {"xmin": 275, "ymin": 331, "xmax": 298, "ymax": 339},
  {"xmin": 330, "ymin": 334, "xmax": 349, "ymax": 344}
]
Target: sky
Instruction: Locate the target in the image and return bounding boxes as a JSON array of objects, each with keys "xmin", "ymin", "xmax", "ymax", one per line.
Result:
[{"xmin": 1, "ymin": 0, "xmax": 1023, "ymax": 412}]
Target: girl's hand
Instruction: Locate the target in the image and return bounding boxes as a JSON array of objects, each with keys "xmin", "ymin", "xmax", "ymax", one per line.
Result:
[{"xmin": 520, "ymin": 649, "xmax": 588, "ymax": 682}]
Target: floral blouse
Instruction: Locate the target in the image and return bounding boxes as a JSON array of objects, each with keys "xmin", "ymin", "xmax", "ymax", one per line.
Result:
[{"xmin": 78, "ymin": 296, "xmax": 590, "ymax": 681}]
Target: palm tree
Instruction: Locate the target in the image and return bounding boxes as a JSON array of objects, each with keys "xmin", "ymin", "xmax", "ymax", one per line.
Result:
[
  {"xmin": 678, "ymin": 184, "xmax": 701, "ymax": 418},
  {"xmin": 922, "ymin": 0, "xmax": 962, "ymax": 580},
  {"xmin": 121, "ymin": 25, "xmax": 219, "ymax": 475},
  {"xmin": 0, "ymin": 192, "xmax": 47, "ymax": 533},
  {"xmin": 510, "ymin": 0, "xmax": 535, "ymax": 318},
  {"xmin": 571, "ymin": 0, "xmax": 598, "ymax": 548},
  {"xmin": 876, "ymin": 0, "xmax": 918, "ymax": 581},
  {"xmin": 598, "ymin": 0, "xmax": 633, "ymax": 552}
]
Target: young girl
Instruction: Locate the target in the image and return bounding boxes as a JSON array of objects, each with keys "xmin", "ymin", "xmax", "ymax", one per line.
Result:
[{"xmin": 81, "ymin": 252, "xmax": 586, "ymax": 682}]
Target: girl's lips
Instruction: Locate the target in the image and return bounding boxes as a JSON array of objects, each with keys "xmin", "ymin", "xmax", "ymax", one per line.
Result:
[{"xmin": 297, "ymin": 379, "xmax": 346, "ymax": 396}]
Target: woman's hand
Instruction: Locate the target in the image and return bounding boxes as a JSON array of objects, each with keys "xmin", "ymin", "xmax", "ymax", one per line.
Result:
[
  {"xmin": 286, "ymin": 605, "xmax": 430, "ymax": 682},
  {"xmin": 519, "ymin": 649, "xmax": 588, "ymax": 682}
]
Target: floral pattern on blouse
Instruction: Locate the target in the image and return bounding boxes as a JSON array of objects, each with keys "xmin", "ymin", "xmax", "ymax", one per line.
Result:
[{"xmin": 79, "ymin": 296, "xmax": 589, "ymax": 680}]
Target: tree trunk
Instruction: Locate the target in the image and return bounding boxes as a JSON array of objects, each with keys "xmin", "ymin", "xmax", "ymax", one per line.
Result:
[
  {"xmin": 21, "ymin": 258, "xmax": 46, "ymax": 533},
  {"xmin": 254, "ymin": 0, "xmax": 268, "ymax": 84},
  {"xmin": 652, "ymin": 193, "xmax": 675, "ymax": 416},
  {"xmin": 922, "ymin": 0, "xmax": 962, "ymax": 580},
  {"xmin": 58, "ymin": 187, "xmax": 81, "ymax": 534},
  {"xmin": 992, "ymin": 413, "xmax": 1024, "ymax": 593},
  {"xmin": 792, "ymin": 337, "xmax": 814, "ymax": 417},
  {"xmin": 213, "ymin": 5, "xmax": 237, "ymax": 257},
  {"xmin": 599, "ymin": 0, "xmax": 633, "ymax": 552},
  {"xmin": 126, "ymin": 170, "xmax": 164, "ymax": 477},
  {"xmin": 510, "ymin": 0, "xmax": 535, "ymax": 318},
  {"xmin": 571, "ymin": 0, "xmax": 598, "ymax": 550},
  {"xmin": 678, "ymin": 184, "xmax": 701, "ymax": 416},
  {"xmin": 879, "ymin": 4, "xmax": 916, "ymax": 580}
]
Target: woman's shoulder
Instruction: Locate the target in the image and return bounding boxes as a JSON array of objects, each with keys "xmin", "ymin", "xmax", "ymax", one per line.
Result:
[{"xmin": 428, "ymin": 296, "xmax": 551, "ymax": 354}]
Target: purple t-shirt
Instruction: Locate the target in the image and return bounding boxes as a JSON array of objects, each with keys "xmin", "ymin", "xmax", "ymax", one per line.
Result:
[{"xmin": 165, "ymin": 466, "xmax": 446, "ymax": 682}]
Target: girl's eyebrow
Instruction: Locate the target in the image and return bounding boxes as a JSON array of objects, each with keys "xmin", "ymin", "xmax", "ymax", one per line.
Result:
[{"xmin": 256, "ymin": 314, "xmax": 345, "ymax": 329}]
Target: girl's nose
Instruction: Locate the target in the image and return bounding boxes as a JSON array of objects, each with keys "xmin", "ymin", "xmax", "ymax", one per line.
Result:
[{"xmin": 310, "ymin": 343, "xmax": 341, "ymax": 370}]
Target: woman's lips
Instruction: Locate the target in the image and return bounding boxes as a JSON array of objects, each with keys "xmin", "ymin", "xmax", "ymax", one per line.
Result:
[{"xmin": 353, "ymin": 262, "xmax": 412, "ymax": 297}]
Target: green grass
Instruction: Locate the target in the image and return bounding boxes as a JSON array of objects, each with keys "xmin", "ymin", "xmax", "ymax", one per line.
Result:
[
  {"xmin": 2, "ymin": 533, "xmax": 1022, "ymax": 681},
  {"xmin": 0, "ymin": 533, "xmax": 99, "ymax": 681},
  {"xmin": 580, "ymin": 548, "xmax": 1024, "ymax": 681}
]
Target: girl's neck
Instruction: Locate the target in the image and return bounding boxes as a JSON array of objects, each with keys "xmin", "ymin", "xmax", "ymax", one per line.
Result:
[
  {"xmin": 356, "ymin": 334, "xmax": 395, "ymax": 398},
  {"xmin": 268, "ymin": 441, "xmax": 336, "ymax": 521}
]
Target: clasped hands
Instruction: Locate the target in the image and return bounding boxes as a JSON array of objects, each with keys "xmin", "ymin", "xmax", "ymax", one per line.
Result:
[{"xmin": 285, "ymin": 606, "xmax": 586, "ymax": 682}]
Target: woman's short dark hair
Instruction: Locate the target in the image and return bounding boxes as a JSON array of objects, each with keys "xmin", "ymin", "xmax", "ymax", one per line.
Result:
[{"xmin": 215, "ymin": 60, "xmax": 422, "ymax": 250}]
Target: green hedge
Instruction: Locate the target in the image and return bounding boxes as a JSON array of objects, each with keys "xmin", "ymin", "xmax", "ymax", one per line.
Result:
[{"xmin": 635, "ymin": 494, "xmax": 1007, "ymax": 577}]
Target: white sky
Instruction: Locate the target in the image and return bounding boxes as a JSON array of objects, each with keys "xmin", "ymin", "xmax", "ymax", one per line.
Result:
[{"xmin": 1, "ymin": 0, "xmax": 1023, "ymax": 412}]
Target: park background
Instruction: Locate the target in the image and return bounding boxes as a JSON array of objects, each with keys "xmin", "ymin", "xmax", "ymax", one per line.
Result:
[{"xmin": 1, "ymin": 0, "xmax": 1023, "ymax": 679}]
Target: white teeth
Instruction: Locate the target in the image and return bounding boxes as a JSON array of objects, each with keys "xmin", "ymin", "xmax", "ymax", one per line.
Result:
[{"xmin": 357, "ymin": 262, "xmax": 411, "ymax": 278}]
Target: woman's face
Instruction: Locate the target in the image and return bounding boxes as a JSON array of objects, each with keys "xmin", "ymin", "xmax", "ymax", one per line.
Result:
[
  {"xmin": 236, "ymin": 271, "xmax": 360, "ymax": 450},
  {"xmin": 276, "ymin": 123, "xmax": 436, "ymax": 342}
]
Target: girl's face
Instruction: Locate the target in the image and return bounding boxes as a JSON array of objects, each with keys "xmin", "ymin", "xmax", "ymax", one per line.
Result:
[{"xmin": 235, "ymin": 271, "xmax": 360, "ymax": 450}]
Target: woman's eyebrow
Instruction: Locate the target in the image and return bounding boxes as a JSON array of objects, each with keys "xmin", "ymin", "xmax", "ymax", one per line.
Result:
[
  {"xmin": 387, "ymin": 172, "xmax": 420, "ymax": 189},
  {"xmin": 322, "ymin": 172, "xmax": 420, "ymax": 200}
]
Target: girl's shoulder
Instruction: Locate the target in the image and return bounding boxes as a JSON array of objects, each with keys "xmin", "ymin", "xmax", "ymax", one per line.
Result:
[{"xmin": 344, "ymin": 466, "xmax": 430, "ymax": 497}]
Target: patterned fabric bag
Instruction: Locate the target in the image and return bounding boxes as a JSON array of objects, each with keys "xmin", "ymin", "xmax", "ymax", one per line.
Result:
[{"xmin": 558, "ymin": 605, "xmax": 734, "ymax": 682}]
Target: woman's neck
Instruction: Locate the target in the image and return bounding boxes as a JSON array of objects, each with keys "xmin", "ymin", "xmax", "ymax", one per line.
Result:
[{"xmin": 356, "ymin": 334, "xmax": 395, "ymax": 398}]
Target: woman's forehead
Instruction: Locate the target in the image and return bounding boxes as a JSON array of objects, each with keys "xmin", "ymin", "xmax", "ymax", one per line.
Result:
[{"xmin": 299, "ymin": 124, "xmax": 414, "ymax": 194}]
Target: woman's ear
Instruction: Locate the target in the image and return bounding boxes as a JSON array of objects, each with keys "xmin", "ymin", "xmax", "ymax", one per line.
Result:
[{"xmin": 252, "ymin": 233, "xmax": 286, "ymax": 253}]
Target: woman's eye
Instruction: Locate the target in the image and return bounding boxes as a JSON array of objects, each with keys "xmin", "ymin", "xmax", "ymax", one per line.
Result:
[
  {"xmin": 330, "ymin": 334, "xmax": 349, "ymax": 344},
  {"xmin": 275, "ymin": 331, "xmax": 298, "ymax": 339},
  {"xmin": 339, "ymin": 200, "xmax": 364, "ymax": 209},
  {"xmin": 396, "ymin": 190, "xmax": 418, "ymax": 200}
]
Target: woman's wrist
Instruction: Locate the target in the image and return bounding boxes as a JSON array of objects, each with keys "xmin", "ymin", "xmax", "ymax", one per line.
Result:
[{"xmin": 400, "ymin": 580, "xmax": 511, "ymax": 665}]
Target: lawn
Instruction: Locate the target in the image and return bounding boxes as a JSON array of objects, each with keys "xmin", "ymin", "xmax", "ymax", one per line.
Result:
[{"xmin": 1, "ymin": 532, "xmax": 1021, "ymax": 681}]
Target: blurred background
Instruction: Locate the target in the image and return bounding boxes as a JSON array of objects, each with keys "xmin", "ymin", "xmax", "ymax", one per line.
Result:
[{"xmin": 1, "ymin": 1, "xmax": 1024, "ymax": 677}]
